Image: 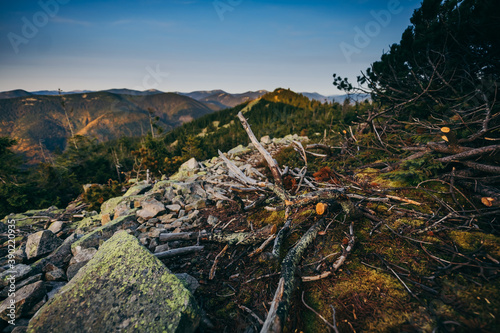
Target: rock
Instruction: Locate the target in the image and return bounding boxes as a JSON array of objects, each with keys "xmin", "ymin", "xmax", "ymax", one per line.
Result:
[
  {"xmin": 12, "ymin": 244, "xmax": 27, "ymax": 264},
  {"xmin": 11, "ymin": 325, "xmax": 28, "ymax": 333},
  {"xmin": 46, "ymin": 282, "xmax": 67, "ymax": 301},
  {"xmin": 48, "ymin": 221, "xmax": 64, "ymax": 234},
  {"xmin": 0, "ymin": 281, "xmax": 46, "ymax": 321},
  {"xmin": 175, "ymin": 273, "xmax": 200, "ymax": 294},
  {"xmin": 66, "ymin": 261, "xmax": 87, "ymax": 281},
  {"xmin": 27, "ymin": 231, "xmax": 200, "ymax": 333},
  {"xmin": 123, "ymin": 183, "xmax": 152, "ymax": 197},
  {"xmin": 76, "ymin": 215, "xmax": 102, "ymax": 233},
  {"xmin": 0, "ymin": 274, "xmax": 42, "ymax": 298},
  {"xmin": 185, "ymin": 200, "xmax": 206, "ymax": 211},
  {"xmin": 207, "ymin": 215, "xmax": 219, "ymax": 226},
  {"xmin": 70, "ymin": 247, "xmax": 97, "ymax": 265},
  {"xmin": 165, "ymin": 204, "xmax": 182, "ymax": 213},
  {"xmin": 31, "ymin": 233, "xmax": 78, "ymax": 272},
  {"xmin": 0, "ymin": 264, "xmax": 32, "ymax": 288},
  {"xmin": 260, "ymin": 135, "xmax": 271, "ymax": 144},
  {"xmin": 44, "ymin": 264, "xmax": 66, "ymax": 281},
  {"xmin": 25, "ymin": 230, "xmax": 63, "ymax": 260},
  {"xmin": 216, "ymin": 200, "xmax": 225, "ymax": 210},
  {"xmin": 136, "ymin": 197, "xmax": 165, "ymax": 220},
  {"xmin": 227, "ymin": 145, "xmax": 251, "ymax": 156},
  {"xmin": 182, "ymin": 157, "xmax": 199, "ymax": 170},
  {"xmin": 100, "ymin": 213, "xmax": 111, "ymax": 225},
  {"xmin": 70, "ymin": 214, "xmax": 138, "ymax": 253}
]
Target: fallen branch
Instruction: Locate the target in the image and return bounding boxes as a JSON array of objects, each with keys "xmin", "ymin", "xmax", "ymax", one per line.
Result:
[
  {"xmin": 154, "ymin": 245, "xmax": 204, "ymax": 259},
  {"xmin": 238, "ymin": 305, "xmax": 264, "ymax": 325},
  {"xmin": 237, "ymin": 111, "xmax": 287, "ymax": 198},
  {"xmin": 302, "ymin": 222, "xmax": 355, "ymax": 282},
  {"xmin": 301, "ymin": 291, "xmax": 339, "ymax": 332},
  {"xmin": 461, "ymin": 161, "xmax": 500, "ymax": 174},
  {"xmin": 436, "ymin": 144, "xmax": 500, "ymax": 163},
  {"xmin": 261, "ymin": 218, "xmax": 326, "ymax": 333},
  {"xmin": 209, "ymin": 244, "xmax": 229, "ymax": 280}
]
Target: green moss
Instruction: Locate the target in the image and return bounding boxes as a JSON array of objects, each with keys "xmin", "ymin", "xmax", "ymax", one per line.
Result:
[
  {"xmin": 449, "ymin": 230, "xmax": 500, "ymax": 257},
  {"xmin": 28, "ymin": 231, "xmax": 200, "ymax": 333}
]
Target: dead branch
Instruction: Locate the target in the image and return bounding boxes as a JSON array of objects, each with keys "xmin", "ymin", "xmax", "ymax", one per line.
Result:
[
  {"xmin": 154, "ymin": 245, "xmax": 204, "ymax": 259},
  {"xmin": 302, "ymin": 222, "xmax": 355, "ymax": 282},
  {"xmin": 436, "ymin": 144, "xmax": 500, "ymax": 163},
  {"xmin": 237, "ymin": 112, "xmax": 287, "ymax": 195},
  {"xmin": 301, "ymin": 291, "xmax": 339, "ymax": 332},
  {"xmin": 209, "ymin": 244, "xmax": 229, "ymax": 280},
  {"xmin": 261, "ymin": 218, "xmax": 326, "ymax": 333},
  {"xmin": 461, "ymin": 161, "xmax": 500, "ymax": 174}
]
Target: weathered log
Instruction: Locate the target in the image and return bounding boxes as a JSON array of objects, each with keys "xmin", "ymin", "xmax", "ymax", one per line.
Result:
[
  {"xmin": 159, "ymin": 226, "xmax": 274, "ymax": 245},
  {"xmin": 260, "ymin": 218, "xmax": 326, "ymax": 333},
  {"xmin": 159, "ymin": 231, "xmax": 209, "ymax": 242},
  {"xmin": 285, "ymin": 189, "xmax": 345, "ymax": 208},
  {"xmin": 154, "ymin": 246, "xmax": 204, "ymax": 259},
  {"xmin": 437, "ymin": 144, "xmax": 500, "ymax": 163},
  {"xmin": 461, "ymin": 161, "xmax": 500, "ymax": 174}
]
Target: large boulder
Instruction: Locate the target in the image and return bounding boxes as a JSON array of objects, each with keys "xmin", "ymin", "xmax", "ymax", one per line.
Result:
[
  {"xmin": 25, "ymin": 231, "xmax": 62, "ymax": 260},
  {"xmin": 28, "ymin": 231, "xmax": 200, "ymax": 333}
]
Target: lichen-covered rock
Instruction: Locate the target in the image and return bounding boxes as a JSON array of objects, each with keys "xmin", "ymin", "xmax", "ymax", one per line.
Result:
[
  {"xmin": 71, "ymin": 214, "xmax": 138, "ymax": 253},
  {"xmin": 27, "ymin": 231, "xmax": 200, "ymax": 333},
  {"xmin": 123, "ymin": 183, "xmax": 152, "ymax": 197},
  {"xmin": 0, "ymin": 281, "xmax": 46, "ymax": 321},
  {"xmin": 25, "ymin": 230, "xmax": 62, "ymax": 260}
]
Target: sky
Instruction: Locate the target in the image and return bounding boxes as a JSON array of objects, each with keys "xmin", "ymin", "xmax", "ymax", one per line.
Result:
[{"xmin": 0, "ymin": 0, "xmax": 422, "ymax": 95}]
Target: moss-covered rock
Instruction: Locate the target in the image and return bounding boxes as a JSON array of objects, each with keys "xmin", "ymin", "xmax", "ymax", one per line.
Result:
[
  {"xmin": 71, "ymin": 214, "xmax": 138, "ymax": 253},
  {"xmin": 123, "ymin": 183, "xmax": 152, "ymax": 197},
  {"xmin": 27, "ymin": 231, "xmax": 200, "ymax": 333}
]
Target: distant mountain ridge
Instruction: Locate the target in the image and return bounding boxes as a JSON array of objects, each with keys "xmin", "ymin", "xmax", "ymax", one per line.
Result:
[{"xmin": 0, "ymin": 91, "xmax": 215, "ymax": 162}]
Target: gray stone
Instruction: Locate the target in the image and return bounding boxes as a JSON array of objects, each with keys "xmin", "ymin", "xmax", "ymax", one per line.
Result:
[
  {"xmin": 207, "ymin": 215, "xmax": 219, "ymax": 226},
  {"xmin": 13, "ymin": 243, "xmax": 27, "ymax": 264},
  {"xmin": 136, "ymin": 197, "xmax": 165, "ymax": 220},
  {"xmin": 260, "ymin": 135, "xmax": 271, "ymax": 144},
  {"xmin": 48, "ymin": 221, "xmax": 64, "ymax": 234},
  {"xmin": 181, "ymin": 157, "xmax": 199, "ymax": 170},
  {"xmin": 69, "ymin": 247, "xmax": 97, "ymax": 265},
  {"xmin": 27, "ymin": 231, "xmax": 200, "ymax": 333},
  {"xmin": 25, "ymin": 230, "xmax": 62, "ymax": 260},
  {"xmin": 0, "ymin": 281, "xmax": 46, "ymax": 321},
  {"xmin": 165, "ymin": 204, "xmax": 182, "ymax": 212},
  {"xmin": 46, "ymin": 282, "xmax": 67, "ymax": 301},
  {"xmin": 0, "ymin": 274, "xmax": 42, "ymax": 298},
  {"xmin": 0, "ymin": 264, "xmax": 32, "ymax": 287},
  {"xmin": 66, "ymin": 261, "xmax": 87, "ymax": 281},
  {"xmin": 175, "ymin": 273, "xmax": 200, "ymax": 294},
  {"xmin": 45, "ymin": 265, "xmax": 66, "ymax": 281}
]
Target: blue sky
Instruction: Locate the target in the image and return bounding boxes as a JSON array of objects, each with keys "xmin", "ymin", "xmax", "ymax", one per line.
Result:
[{"xmin": 0, "ymin": 0, "xmax": 422, "ymax": 95}]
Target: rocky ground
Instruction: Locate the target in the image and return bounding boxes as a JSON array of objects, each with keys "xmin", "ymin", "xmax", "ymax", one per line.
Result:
[{"xmin": 1, "ymin": 133, "xmax": 499, "ymax": 333}]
